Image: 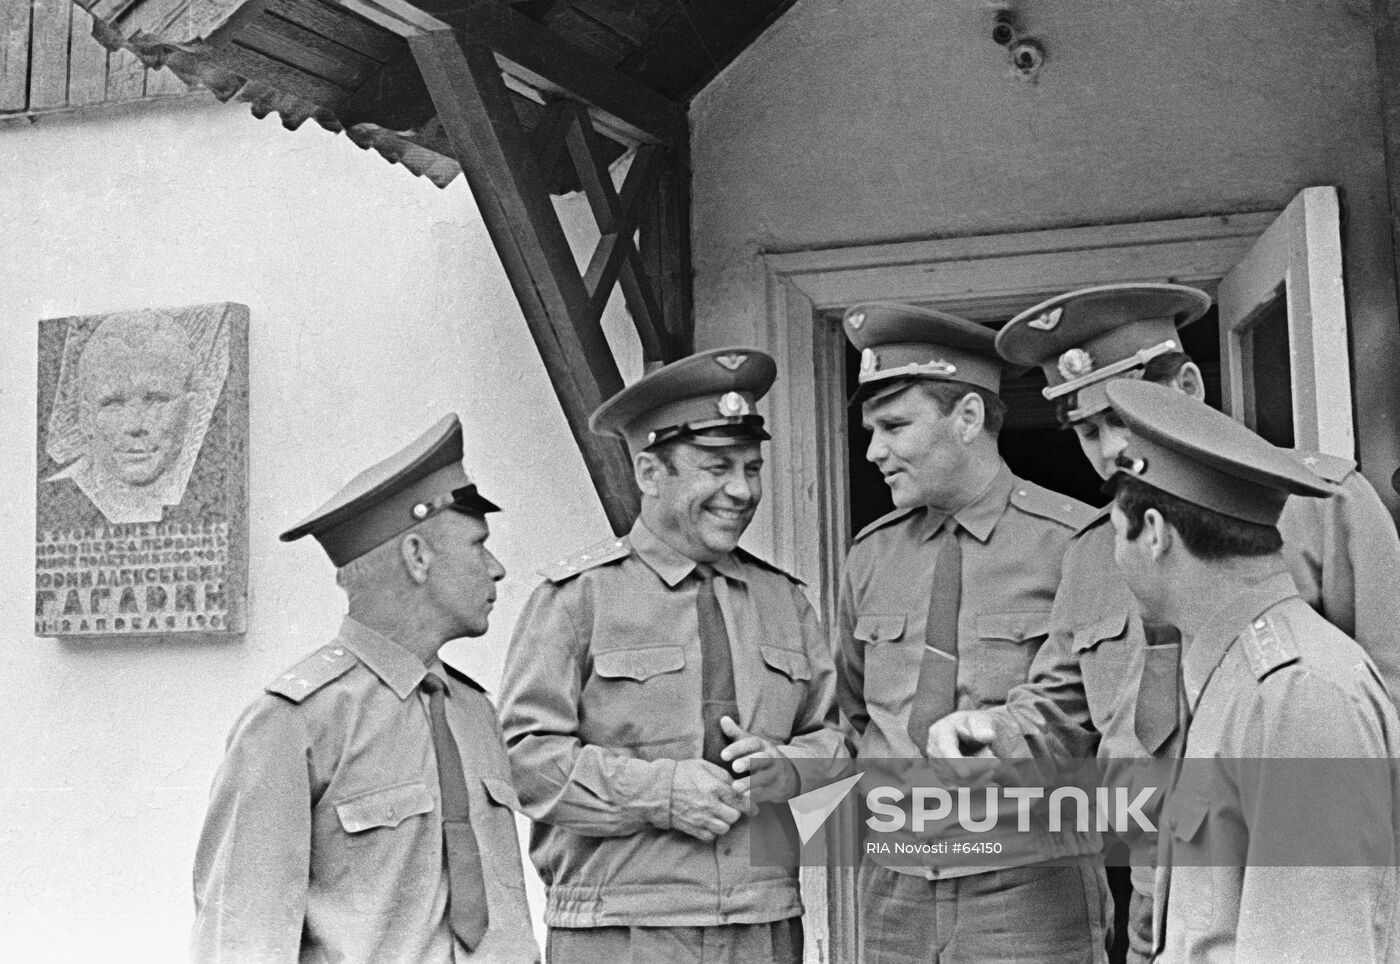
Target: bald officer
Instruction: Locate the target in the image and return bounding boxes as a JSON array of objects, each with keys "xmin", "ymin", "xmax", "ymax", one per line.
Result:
[
  {"xmin": 498, "ymin": 349, "xmax": 842, "ymax": 964},
  {"xmin": 1103, "ymin": 380, "xmax": 1400, "ymax": 963},
  {"xmin": 930, "ymin": 283, "xmax": 1400, "ymax": 961},
  {"xmin": 834, "ymin": 304, "xmax": 1104, "ymax": 964},
  {"xmin": 192, "ymin": 416, "xmax": 539, "ymax": 964}
]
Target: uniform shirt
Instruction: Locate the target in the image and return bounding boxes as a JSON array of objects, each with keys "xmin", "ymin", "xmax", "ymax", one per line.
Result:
[
  {"xmin": 192, "ymin": 617, "xmax": 539, "ymax": 964},
  {"xmin": 1152, "ymin": 571, "xmax": 1400, "ymax": 963},
  {"xmin": 1002, "ymin": 463, "xmax": 1400, "ymax": 770},
  {"xmin": 837, "ymin": 462, "xmax": 1094, "ymax": 760},
  {"xmin": 836, "ymin": 463, "xmax": 1095, "ymax": 877},
  {"xmin": 497, "ymin": 519, "xmax": 843, "ymax": 929}
]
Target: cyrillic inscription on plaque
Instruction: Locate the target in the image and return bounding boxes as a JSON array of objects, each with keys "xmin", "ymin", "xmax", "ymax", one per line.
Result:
[{"xmin": 35, "ymin": 303, "xmax": 248, "ymax": 637}]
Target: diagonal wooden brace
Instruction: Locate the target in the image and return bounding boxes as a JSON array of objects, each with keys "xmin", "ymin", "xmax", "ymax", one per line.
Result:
[{"xmin": 410, "ymin": 25, "xmax": 640, "ymax": 532}]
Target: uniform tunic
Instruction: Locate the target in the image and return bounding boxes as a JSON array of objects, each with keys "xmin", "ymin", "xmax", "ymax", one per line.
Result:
[
  {"xmin": 497, "ymin": 518, "xmax": 843, "ymax": 929},
  {"xmin": 192, "ymin": 618, "xmax": 538, "ymax": 964},
  {"xmin": 1002, "ymin": 462, "xmax": 1400, "ymax": 768},
  {"xmin": 837, "ymin": 463, "xmax": 1097, "ymax": 876},
  {"xmin": 998, "ymin": 463, "xmax": 1400, "ymax": 898},
  {"xmin": 1152, "ymin": 571, "xmax": 1400, "ymax": 963}
]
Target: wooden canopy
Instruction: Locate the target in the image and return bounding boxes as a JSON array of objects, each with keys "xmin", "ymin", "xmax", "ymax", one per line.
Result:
[{"xmin": 74, "ymin": 0, "xmax": 795, "ymax": 530}]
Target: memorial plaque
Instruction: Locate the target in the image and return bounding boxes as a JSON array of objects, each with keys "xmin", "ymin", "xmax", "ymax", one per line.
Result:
[{"xmin": 35, "ymin": 303, "xmax": 249, "ymax": 637}]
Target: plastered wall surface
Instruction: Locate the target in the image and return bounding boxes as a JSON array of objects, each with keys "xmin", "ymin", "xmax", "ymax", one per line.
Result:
[
  {"xmin": 690, "ymin": 0, "xmax": 1400, "ymax": 510},
  {"xmin": 0, "ymin": 95, "xmax": 637, "ymax": 962}
]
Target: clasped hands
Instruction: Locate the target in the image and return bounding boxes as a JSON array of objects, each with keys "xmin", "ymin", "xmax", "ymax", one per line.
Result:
[{"xmin": 668, "ymin": 716, "xmax": 797, "ymax": 842}]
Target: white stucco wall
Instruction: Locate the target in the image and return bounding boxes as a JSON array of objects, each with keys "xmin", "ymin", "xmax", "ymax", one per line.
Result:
[
  {"xmin": 690, "ymin": 0, "xmax": 1400, "ymax": 509},
  {"xmin": 0, "ymin": 94, "xmax": 635, "ymax": 962}
]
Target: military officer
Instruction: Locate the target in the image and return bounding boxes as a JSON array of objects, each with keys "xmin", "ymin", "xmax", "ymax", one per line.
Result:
[
  {"xmin": 929, "ymin": 283, "xmax": 1400, "ymax": 962},
  {"xmin": 834, "ymin": 303, "xmax": 1106, "ymax": 964},
  {"xmin": 191, "ymin": 415, "xmax": 539, "ymax": 964},
  {"xmin": 497, "ymin": 349, "xmax": 843, "ymax": 964},
  {"xmin": 1103, "ymin": 380, "xmax": 1400, "ymax": 963}
]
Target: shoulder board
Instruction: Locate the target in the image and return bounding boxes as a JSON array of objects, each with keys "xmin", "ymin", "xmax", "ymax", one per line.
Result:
[
  {"xmin": 266, "ymin": 644, "xmax": 358, "ymax": 703},
  {"xmin": 853, "ymin": 505, "xmax": 920, "ymax": 543},
  {"xmin": 441, "ymin": 660, "xmax": 488, "ymax": 695},
  {"xmin": 1295, "ymin": 450, "xmax": 1356, "ymax": 486},
  {"xmin": 1073, "ymin": 503, "xmax": 1113, "ymax": 537},
  {"xmin": 539, "ymin": 535, "xmax": 631, "ymax": 584},
  {"xmin": 1241, "ymin": 613, "xmax": 1301, "ymax": 681},
  {"xmin": 733, "ymin": 546, "xmax": 805, "ymax": 585},
  {"xmin": 1010, "ymin": 483, "xmax": 1098, "ymax": 530}
]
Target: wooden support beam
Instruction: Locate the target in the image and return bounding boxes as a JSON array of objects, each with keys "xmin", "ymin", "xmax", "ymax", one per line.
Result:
[
  {"xmin": 638, "ymin": 126, "xmax": 694, "ymax": 356},
  {"xmin": 409, "ymin": 24, "xmax": 640, "ymax": 533},
  {"xmin": 333, "ymin": 0, "xmax": 684, "ymax": 147}
]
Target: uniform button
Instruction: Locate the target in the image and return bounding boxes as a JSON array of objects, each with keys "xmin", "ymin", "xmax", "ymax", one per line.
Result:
[
  {"xmin": 332, "ymin": 648, "xmax": 344, "ymax": 656},
  {"xmin": 1254, "ymin": 619, "xmax": 1267, "ymax": 630},
  {"xmin": 1018, "ymin": 489, "xmax": 1028, "ymax": 497},
  {"xmin": 282, "ymin": 673, "xmax": 295, "ymax": 680}
]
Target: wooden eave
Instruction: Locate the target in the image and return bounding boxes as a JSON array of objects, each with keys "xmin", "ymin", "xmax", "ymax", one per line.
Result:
[{"xmin": 73, "ymin": 0, "xmax": 794, "ymax": 191}]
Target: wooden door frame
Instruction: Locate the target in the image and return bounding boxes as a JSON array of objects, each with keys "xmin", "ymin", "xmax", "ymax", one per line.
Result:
[{"xmin": 754, "ymin": 209, "xmax": 1281, "ymax": 963}]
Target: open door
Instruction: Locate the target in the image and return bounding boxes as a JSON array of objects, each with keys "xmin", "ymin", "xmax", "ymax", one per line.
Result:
[{"xmin": 1217, "ymin": 186, "xmax": 1355, "ymax": 456}]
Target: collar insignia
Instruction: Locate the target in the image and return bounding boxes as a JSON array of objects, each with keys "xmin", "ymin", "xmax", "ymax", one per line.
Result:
[
  {"xmin": 847, "ymin": 310, "xmax": 866, "ymax": 331},
  {"xmin": 715, "ymin": 353, "xmax": 748, "ymax": 371},
  {"xmin": 860, "ymin": 348, "xmax": 879, "ymax": 377},
  {"xmin": 1029, "ymin": 306, "xmax": 1064, "ymax": 331}
]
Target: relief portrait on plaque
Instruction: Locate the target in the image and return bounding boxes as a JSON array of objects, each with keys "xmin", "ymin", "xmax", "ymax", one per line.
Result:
[{"xmin": 35, "ymin": 303, "xmax": 249, "ymax": 638}]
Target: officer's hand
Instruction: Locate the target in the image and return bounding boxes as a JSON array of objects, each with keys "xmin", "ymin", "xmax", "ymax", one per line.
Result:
[
  {"xmin": 926, "ymin": 710, "xmax": 998, "ymax": 759},
  {"xmin": 720, "ymin": 716, "xmax": 798, "ymax": 807},
  {"xmin": 670, "ymin": 759, "xmax": 745, "ymax": 841}
]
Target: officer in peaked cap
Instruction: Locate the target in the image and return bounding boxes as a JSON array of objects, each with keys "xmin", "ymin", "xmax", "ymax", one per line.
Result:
[
  {"xmin": 1101, "ymin": 380, "xmax": 1400, "ymax": 964},
  {"xmin": 192, "ymin": 415, "xmax": 539, "ymax": 964},
  {"xmin": 929, "ymin": 281, "xmax": 1400, "ymax": 964},
  {"xmin": 500, "ymin": 348, "xmax": 842, "ymax": 964},
  {"xmin": 834, "ymin": 303, "xmax": 1104, "ymax": 964},
  {"xmin": 844, "ymin": 301, "xmax": 1007, "ymax": 407}
]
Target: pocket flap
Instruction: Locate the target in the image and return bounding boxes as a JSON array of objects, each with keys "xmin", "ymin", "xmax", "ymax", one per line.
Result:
[
  {"xmin": 594, "ymin": 645, "xmax": 685, "ymax": 682},
  {"xmin": 760, "ymin": 644, "xmax": 812, "ymax": 681},
  {"xmin": 481, "ymin": 776, "xmax": 522, "ymax": 812},
  {"xmin": 1167, "ymin": 793, "xmax": 1210, "ymax": 842},
  {"xmin": 1071, "ymin": 608, "xmax": 1130, "ymax": 654},
  {"xmin": 854, "ymin": 614, "xmax": 907, "ymax": 644},
  {"xmin": 976, "ymin": 611, "xmax": 1051, "ymax": 644},
  {"xmin": 335, "ymin": 782, "xmax": 434, "ymax": 834}
]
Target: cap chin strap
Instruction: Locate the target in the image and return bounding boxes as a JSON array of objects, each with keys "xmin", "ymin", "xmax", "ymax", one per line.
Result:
[
  {"xmin": 1043, "ymin": 339, "xmax": 1179, "ymax": 402},
  {"xmin": 645, "ymin": 415, "xmax": 767, "ymax": 449}
]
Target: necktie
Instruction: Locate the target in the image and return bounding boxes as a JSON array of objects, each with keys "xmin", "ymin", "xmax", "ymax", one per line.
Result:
[
  {"xmin": 1134, "ymin": 624, "xmax": 1183, "ymax": 755},
  {"xmin": 695, "ymin": 563, "xmax": 739, "ymax": 770},
  {"xmin": 907, "ymin": 520, "xmax": 962, "ymax": 753},
  {"xmin": 420, "ymin": 672, "xmax": 489, "ymax": 951}
]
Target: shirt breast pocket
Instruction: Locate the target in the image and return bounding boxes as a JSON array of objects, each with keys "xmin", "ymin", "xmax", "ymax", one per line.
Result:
[
  {"xmin": 588, "ymin": 645, "xmax": 689, "ymax": 750},
  {"xmin": 854, "ymin": 614, "xmax": 917, "ymax": 714},
  {"xmin": 478, "ymin": 777, "xmax": 528, "ymax": 891},
  {"xmin": 335, "ymin": 781, "xmax": 436, "ymax": 849},
  {"xmin": 755, "ymin": 643, "xmax": 812, "ymax": 733},
  {"xmin": 1071, "ymin": 609, "xmax": 1133, "ymax": 728},
  {"xmin": 972, "ymin": 611, "xmax": 1050, "ymax": 707}
]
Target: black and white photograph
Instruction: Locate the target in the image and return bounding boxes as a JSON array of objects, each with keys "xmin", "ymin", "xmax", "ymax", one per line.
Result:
[{"xmin": 1, "ymin": 1, "xmax": 1398, "ymax": 962}]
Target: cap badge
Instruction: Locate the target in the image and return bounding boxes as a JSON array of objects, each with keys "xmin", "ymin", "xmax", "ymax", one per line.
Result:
[
  {"xmin": 412, "ymin": 503, "xmax": 431, "ymax": 520},
  {"xmin": 847, "ymin": 310, "xmax": 866, "ymax": 331},
  {"xmin": 1029, "ymin": 306, "xmax": 1064, "ymax": 331},
  {"xmin": 715, "ymin": 353, "xmax": 749, "ymax": 371},
  {"xmin": 717, "ymin": 391, "xmax": 750, "ymax": 417},
  {"xmin": 1057, "ymin": 348, "xmax": 1095, "ymax": 382},
  {"xmin": 860, "ymin": 348, "xmax": 879, "ymax": 377}
]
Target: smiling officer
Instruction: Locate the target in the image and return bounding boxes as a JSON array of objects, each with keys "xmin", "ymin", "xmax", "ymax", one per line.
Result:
[{"xmin": 498, "ymin": 348, "xmax": 843, "ymax": 964}]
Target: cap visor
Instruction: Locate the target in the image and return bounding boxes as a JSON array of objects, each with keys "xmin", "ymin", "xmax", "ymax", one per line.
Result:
[{"xmin": 447, "ymin": 485, "xmax": 500, "ymax": 515}]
